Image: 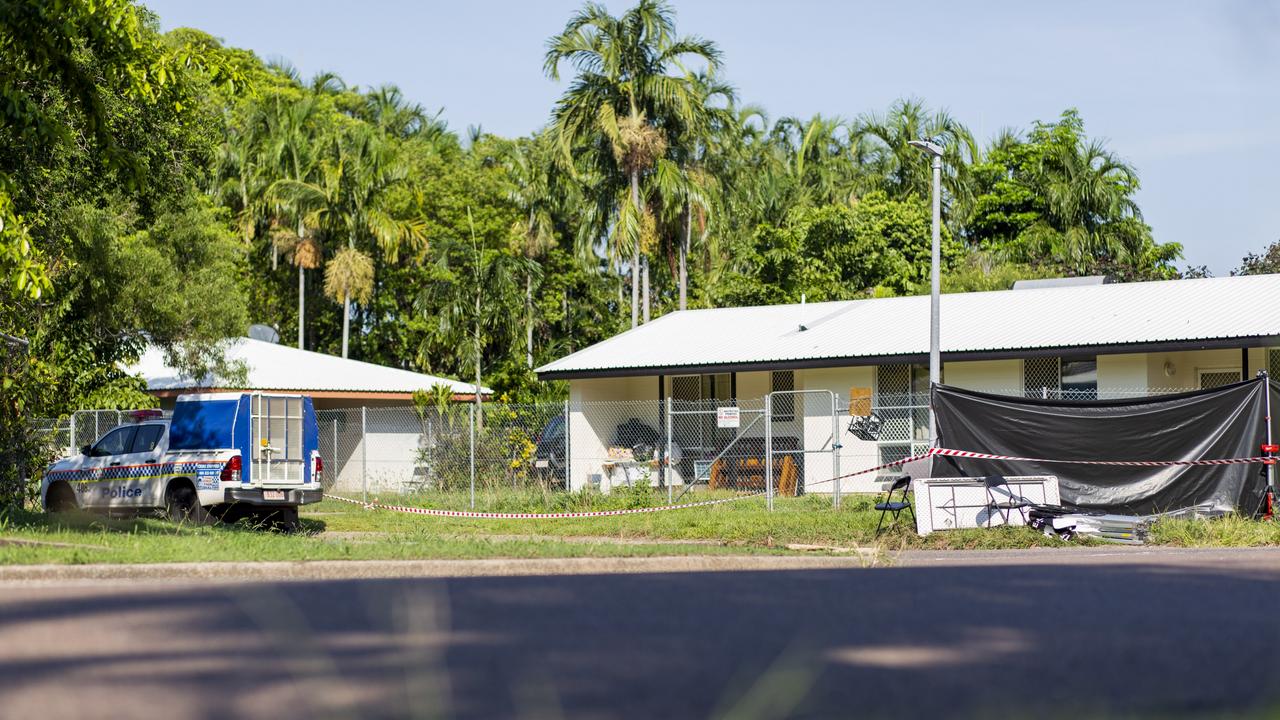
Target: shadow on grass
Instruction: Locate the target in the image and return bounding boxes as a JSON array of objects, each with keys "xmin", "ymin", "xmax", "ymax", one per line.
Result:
[{"xmin": 0, "ymin": 507, "xmax": 328, "ymax": 537}]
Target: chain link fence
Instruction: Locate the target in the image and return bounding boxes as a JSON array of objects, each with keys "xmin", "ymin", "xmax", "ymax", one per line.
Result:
[{"xmin": 29, "ymin": 384, "xmax": 1222, "ymax": 505}]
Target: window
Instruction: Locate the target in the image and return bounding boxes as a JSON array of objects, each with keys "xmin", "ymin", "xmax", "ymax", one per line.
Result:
[
  {"xmin": 771, "ymin": 371, "xmax": 795, "ymax": 422},
  {"xmin": 129, "ymin": 424, "xmax": 165, "ymax": 454},
  {"xmin": 1024, "ymin": 355, "xmax": 1097, "ymax": 400},
  {"xmin": 90, "ymin": 426, "xmax": 137, "ymax": 457},
  {"xmin": 1199, "ymin": 369, "xmax": 1241, "ymax": 390},
  {"xmin": 671, "ymin": 374, "xmax": 731, "ymax": 404},
  {"xmin": 1060, "ymin": 357, "xmax": 1098, "ymax": 400}
]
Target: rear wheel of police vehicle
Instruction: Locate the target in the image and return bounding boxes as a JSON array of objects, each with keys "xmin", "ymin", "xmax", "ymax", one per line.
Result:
[
  {"xmin": 254, "ymin": 506, "xmax": 300, "ymax": 533},
  {"xmin": 44, "ymin": 483, "xmax": 77, "ymax": 513},
  {"xmin": 164, "ymin": 481, "xmax": 211, "ymax": 525}
]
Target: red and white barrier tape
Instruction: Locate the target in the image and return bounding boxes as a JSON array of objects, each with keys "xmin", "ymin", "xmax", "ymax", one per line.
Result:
[
  {"xmin": 322, "ymin": 490, "xmax": 766, "ymax": 519},
  {"xmin": 932, "ymin": 447, "xmax": 1276, "ymax": 467},
  {"xmin": 322, "ymin": 447, "xmax": 1275, "ymax": 520}
]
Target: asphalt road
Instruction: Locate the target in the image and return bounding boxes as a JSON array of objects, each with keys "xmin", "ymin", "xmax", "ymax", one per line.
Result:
[{"xmin": 2, "ymin": 548, "xmax": 1280, "ymax": 719}]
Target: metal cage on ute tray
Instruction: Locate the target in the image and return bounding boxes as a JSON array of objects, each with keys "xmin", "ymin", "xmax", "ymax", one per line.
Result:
[{"xmin": 251, "ymin": 394, "xmax": 305, "ymax": 484}]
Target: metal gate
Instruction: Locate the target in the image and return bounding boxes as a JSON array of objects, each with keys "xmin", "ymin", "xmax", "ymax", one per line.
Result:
[
  {"xmin": 665, "ymin": 398, "xmax": 765, "ymax": 502},
  {"xmin": 251, "ymin": 394, "xmax": 305, "ymax": 484},
  {"xmin": 764, "ymin": 390, "xmax": 844, "ymax": 511}
]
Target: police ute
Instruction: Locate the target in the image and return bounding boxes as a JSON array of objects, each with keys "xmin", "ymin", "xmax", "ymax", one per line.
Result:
[{"xmin": 41, "ymin": 392, "xmax": 324, "ymax": 529}]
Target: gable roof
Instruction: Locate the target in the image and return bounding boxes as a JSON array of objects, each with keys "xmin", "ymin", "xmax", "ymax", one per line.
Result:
[
  {"xmin": 536, "ymin": 275, "xmax": 1280, "ymax": 379},
  {"xmin": 132, "ymin": 337, "xmax": 491, "ymax": 397}
]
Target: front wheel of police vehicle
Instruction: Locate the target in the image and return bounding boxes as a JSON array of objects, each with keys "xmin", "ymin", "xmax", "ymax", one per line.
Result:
[
  {"xmin": 43, "ymin": 482, "xmax": 78, "ymax": 513},
  {"xmin": 164, "ymin": 480, "xmax": 211, "ymax": 525}
]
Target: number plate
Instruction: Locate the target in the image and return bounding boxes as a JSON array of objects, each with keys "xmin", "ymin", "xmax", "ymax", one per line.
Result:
[
  {"xmin": 263, "ymin": 490, "xmax": 286, "ymax": 501},
  {"xmin": 534, "ymin": 459, "xmax": 550, "ymax": 469}
]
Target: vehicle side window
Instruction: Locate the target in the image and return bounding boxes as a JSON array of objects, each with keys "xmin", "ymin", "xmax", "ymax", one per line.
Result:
[
  {"xmin": 91, "ymin": 427, "xmax": 138, "ymax": 457},
  {"xmin": 130, "ymin": 425, "xmax": 164, "ymax": 455}
]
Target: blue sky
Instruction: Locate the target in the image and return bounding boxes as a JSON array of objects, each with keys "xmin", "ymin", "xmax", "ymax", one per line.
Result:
[{"xmin": 147, "ymin": 0, "xmax": 1280, "ymax": 275}]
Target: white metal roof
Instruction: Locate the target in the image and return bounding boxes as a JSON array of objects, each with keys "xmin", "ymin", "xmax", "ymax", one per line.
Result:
[
  {"xmin": 537, "ymin": 275, "xmax": 1280, "ymax": 378},
  {"xmin": 133, "ymin": 337, "xmax": 491, "ymax": 395}
]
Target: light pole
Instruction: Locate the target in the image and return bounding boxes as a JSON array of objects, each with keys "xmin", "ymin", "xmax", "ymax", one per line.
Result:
[{"xmin": 908, "ymin": 139, "xmax": 943, "ymax": 444}]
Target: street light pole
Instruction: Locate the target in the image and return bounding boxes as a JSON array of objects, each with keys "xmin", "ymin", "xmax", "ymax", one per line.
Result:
[{"xmin": 909, "ymin": 140, "xmax": 944, "ymax": 445}]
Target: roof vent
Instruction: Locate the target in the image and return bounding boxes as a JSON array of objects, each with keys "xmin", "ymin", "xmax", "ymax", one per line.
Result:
[
  {"xmin": 248, "ymin": 324, "xmax": 281, "ymax": 344},
  {"xmin": 1012, "ymin": 276, "xmax": 1111, "ymax": 290}
]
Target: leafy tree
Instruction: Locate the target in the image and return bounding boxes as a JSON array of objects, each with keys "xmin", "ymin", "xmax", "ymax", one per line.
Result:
[
  {"xmin": 968, "ymin": 110, "xmax": 1181, "ymax": 279},
  {"xmin": 545, "ymin": 0, "xmax": 722, "ymax": 327},
  {"xmin": 1234, "ymin": 240, "xmax": 1280, "ymax": 276},
  {"xmin": 717, "ymin": 193, "xmax": 962, "ymax": 306}
]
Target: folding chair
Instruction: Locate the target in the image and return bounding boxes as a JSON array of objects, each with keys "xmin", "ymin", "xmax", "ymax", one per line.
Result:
[
  {"xmin": 984, "ymin": 476, "xmax": 1031, "ymax": 527},
  {"xmin": 874, "ymin": 474, "xmax": 915, "ymax": 536}
]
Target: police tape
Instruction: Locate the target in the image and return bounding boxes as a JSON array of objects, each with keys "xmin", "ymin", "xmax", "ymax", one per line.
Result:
[
  {"xmin": 322, "ymin": 450, "xmax": 946, "ymax": 519},
  {"xmin": 930, "ymin": 447, "xmax": 1277, "ymax": 467},
  {"xmin": 321, "ymin": 447, "xmax": 1275, "ymax": 520},
  {"xmin": 321, "ymin": 491, "xmax": 766, "ymax": 519}
]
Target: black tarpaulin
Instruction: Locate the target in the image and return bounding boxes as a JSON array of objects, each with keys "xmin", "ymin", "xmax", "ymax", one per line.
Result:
[{"xmin": 931, "ymin": 377, "xmax": 1279, "ymax": 515}]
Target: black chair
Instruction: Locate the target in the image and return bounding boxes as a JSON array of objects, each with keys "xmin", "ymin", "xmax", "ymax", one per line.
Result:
[
  {"xmin": 983, "ymin": 476, "xmax": 1032, "ymax": 527},
  {"xmin": 874, "ymin": 474, "xmax": 915, "ymax": 536}
]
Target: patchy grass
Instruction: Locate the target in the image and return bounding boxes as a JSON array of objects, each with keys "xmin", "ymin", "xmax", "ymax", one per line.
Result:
[
  {"xmin": 3, "ymin": 488, "xmax": 1277, "ymax": 565},
  {"xmin": 320, "ymin": 490, "xmax": 1067, "ymax": 551},
  {"xmin": 1147, "ymin": 515, "xmax": 1280, "ymax": 547}
]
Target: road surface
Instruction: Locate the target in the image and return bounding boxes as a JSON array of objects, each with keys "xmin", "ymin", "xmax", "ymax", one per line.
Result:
[{"xmin": 1, "ymin": 548, "xmax": 1278, "ymax": 719}]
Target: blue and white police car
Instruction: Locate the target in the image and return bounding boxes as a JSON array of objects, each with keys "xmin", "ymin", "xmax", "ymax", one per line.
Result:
[{"xmin": 41, "ymin": 392, "xmax": 324, "ymax": 529}]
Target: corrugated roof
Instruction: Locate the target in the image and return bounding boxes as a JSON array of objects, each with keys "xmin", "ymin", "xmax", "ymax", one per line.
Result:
[
  {"xmin": 133, "ymin": 337, "xmax": 491, "ymax": 395},
  {"xmin": 537, "ymin": 275, "xmax": 1280, "ymax": 378}
]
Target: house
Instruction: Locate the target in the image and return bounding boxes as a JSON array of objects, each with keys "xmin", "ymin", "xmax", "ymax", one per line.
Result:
[
  {"xmin": 536, "ymin": 275, "xmax": 1280, "ymax": 493},
  {"xmin": 130, "ymin": 336, "xmax": 492, "ymax": 489}
]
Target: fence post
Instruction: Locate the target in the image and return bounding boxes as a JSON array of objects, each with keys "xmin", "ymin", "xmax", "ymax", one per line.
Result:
[
  {"xmin": 563, "ymin": 397, "xmax": 571, "ymax": 493},
  {"xmin": 68, "ymin": 413, "xmax": 76, "ymax": 456},
  {"xmin": 832, "ymin": 392, "xmax": 842, "ymax": 509},
  {"xmin": 469, "ymin": 403, "xmax": 476, "ymax": 509},
  {"xmin": 765, "ymin": 394, "xmax": 774, "ymax": 512},
  {"xmin": 665, "ymin": 396, "xmax": 673, "ymax": 503},
  {"xmin": 361, "ymin": 406, "xmax": 368, "ymax": 505}
]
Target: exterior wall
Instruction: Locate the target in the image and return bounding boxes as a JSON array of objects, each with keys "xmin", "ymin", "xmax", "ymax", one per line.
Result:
[
  {"xmin": 797, "ymin": 367, "xmax": 877, "ymax": 493},
  {"xmin": 943, "ymin": 359, "xmax": 1021, "ymax": 394},
  {"xmin": 562, "ymin": 345, "xmax": 1273, "ymax": 495},
  {"xmin": 1143, "ymin": 348, "xmax": 1247, "ymax": 391},
  {"xmin": 568, "ymin": 377, "xmax": 661, "ymax": 491},
  {"xmin": 1098, "ymin": 353, "xmax": 1148, "ymax": 395}
]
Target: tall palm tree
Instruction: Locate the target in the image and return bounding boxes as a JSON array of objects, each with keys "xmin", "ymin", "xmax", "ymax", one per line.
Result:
[
  {"xmin": 854, "ymin": 98, "xmax": 978, "ymax": 226},
  {"xmin": 659, "ymin": 70, "xmax": 734, "ymax": 310},
  {"xmin": 418, "ymin": 208, "xmax": 532, "ymax": 419},
  {"xmin": 500, "ymin": 134, "xmax": 558, "ymax": 367},
  {"xmin": 544, "ymin": 0, "xmax": 722, "ymax": 327},
  {"xmin": 272, "ymin": 126, "xmax": 425, "ymax": 357},
  {"xmin": 1031, "ymin": 138, "xmax": 1146, "ymax": 271},
  {"xmin": 263, "ymin": 94, "xmax": 324, "ymax": 349}
]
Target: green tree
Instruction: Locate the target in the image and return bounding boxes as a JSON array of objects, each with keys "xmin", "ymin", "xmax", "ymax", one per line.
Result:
[
  {"xmin": 1234, "ymin": 240, "xmax": 1280, "ymax": 275},
  {"xmin": 544, "ymin": 0, "xmax": 722, "ymax": 327},
  {"xmin": 969, "ymin": 110, "xmax": 1181, "ymax": 279}
]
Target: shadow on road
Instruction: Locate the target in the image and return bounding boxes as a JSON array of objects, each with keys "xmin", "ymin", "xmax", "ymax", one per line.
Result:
[{"xmin": 0, "ymin": 558, "xmax": 1277, "ymax": 719}]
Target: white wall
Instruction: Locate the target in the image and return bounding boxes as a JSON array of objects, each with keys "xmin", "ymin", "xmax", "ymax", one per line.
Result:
[
  {"xmin": 943, "ymin": 359, "xmax": 1021, "ymax": 394},
  {"xmin": 568, "ymin": 377, "xmax": 662, "ymax": 491},
  {"xmin": 1097, "ymin": 354, "xmax": 1147, "ymax": 396}
]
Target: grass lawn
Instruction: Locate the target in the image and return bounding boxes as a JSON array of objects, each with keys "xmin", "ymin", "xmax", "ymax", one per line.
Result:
[{"xmin": 0, "ymin": 488, "xmax": 1277, "ymax": 565}]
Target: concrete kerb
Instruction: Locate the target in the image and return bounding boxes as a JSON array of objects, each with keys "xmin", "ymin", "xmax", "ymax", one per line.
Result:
[{"xmin": 0, "ymin": 555, "xmax": 882, "ymax": 584}]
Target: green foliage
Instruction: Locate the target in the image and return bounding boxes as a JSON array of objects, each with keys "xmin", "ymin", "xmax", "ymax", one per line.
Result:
[
  {"xmin": 0, "ymin": 0, "xmax": 1210, "ymax": 510},
  {"xmin": 1234, "ymin": 239, "xmax": 1280, "ymax": 276},
  {"xmin": 968, "ymin": 110, "xmax": 1182, "ymax": 279},
  {"xmin": 718, "ymin": 193, "xmax": 962, "ymax": 305}
]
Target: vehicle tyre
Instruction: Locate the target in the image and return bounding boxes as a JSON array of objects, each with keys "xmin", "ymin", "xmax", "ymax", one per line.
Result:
[
  {"xmin": 44, "ymin": 483, "xmax": 77, "ymax": 513},
  {"xmin": 164, "ymin": 481, "xmax": 211, "ymax": 525},
  {"xmin": 258, "ymin": 506, "xmax": 300, "ymax": 533}
]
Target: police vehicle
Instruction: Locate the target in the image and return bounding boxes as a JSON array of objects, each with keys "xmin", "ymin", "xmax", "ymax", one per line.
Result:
[{"xmin": 41, "ymin": 392, "xmax": 324, "ymax": 529}]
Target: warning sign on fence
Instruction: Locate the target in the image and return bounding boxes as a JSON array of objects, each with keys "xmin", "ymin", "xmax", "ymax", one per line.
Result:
[{"xmin": 716, "ymin": 406, "xmax": 741, "ymax": 428}]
